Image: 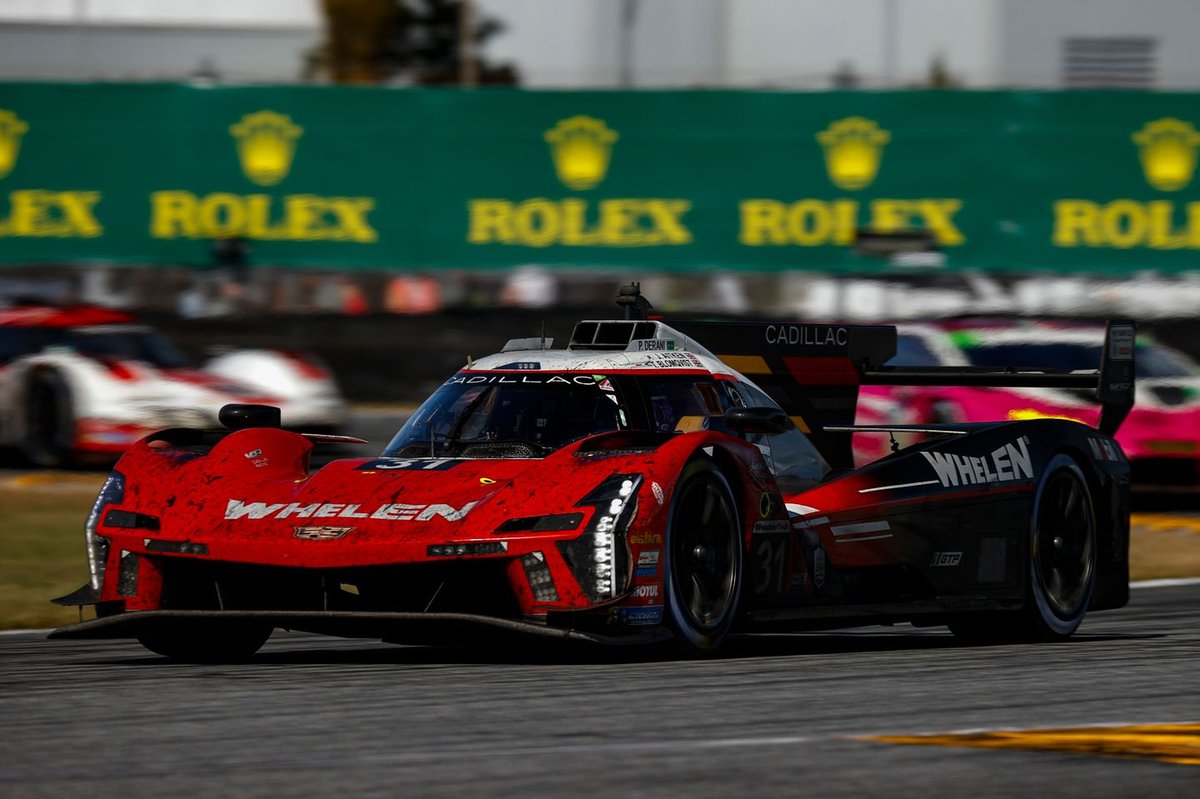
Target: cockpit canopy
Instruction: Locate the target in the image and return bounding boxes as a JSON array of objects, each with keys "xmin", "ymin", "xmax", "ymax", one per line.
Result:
[{"xmin": 383, "ymin": 368, "xmax": 830, "ymax": 486}]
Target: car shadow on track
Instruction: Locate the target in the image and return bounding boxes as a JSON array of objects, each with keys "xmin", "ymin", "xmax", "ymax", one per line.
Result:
[{"xmin": 71, "ymin": 628, "xmax": 1164, "ymax": 668}]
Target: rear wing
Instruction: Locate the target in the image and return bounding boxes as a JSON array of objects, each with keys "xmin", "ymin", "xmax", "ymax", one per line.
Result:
[{"xmin": 670, "ymin": 319, "xmax": 1135, "ymax": 468}]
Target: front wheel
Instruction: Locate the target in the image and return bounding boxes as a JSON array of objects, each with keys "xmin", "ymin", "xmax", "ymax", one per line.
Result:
[
  {"xmin": 137, "ymin": 623, "xmax": 274, "ymax": 663},
  {"xmin": 665, "ymin": 459, "xmax": 743, "ymax": 655}
]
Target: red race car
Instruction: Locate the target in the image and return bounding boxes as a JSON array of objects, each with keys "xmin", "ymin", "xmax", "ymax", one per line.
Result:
[{"xmin": 51, "ymin": 287, "xmax": 1135, "ymax": 660}]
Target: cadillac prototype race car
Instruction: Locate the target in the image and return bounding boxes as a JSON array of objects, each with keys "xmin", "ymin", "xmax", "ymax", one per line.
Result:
[
  {"xmin": 51, "ymin": 288, "xmax": 1136, "ymax": 660},
  {"xmin": 0, "ymin": 304, "xmax": 345, "ymax": 466}
]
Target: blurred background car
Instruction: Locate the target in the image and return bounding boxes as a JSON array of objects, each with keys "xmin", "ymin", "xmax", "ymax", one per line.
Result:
[
  {"xmin": 0, "ymin": 304, "xmax": 345, "ymax": 466},
  {"xmin": 856, "ymin": 321, "xmax": 1200, "ymax": 491}
]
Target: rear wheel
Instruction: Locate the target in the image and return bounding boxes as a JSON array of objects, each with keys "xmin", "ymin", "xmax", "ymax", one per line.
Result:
[
  {"xmin": 950, "ymin": 453, "xmax": 1096, "ymax": 643},
  {"xmin": 137, "ymin": 624, "xmax": 274, "ymax": 663},
  {"xmin": 665, "ymin": 459, "xmax": 743, "ymax": 655},
  {"xmin": 1025, "ymin": 454, "xmax": 1096, "ymax": 639},
  {"xmin": 22, "ymin": 369, "xmax": 76, "ymax": 467}
]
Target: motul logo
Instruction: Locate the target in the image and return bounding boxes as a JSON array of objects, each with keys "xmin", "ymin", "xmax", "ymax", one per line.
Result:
[{"xmin": 225, "ymin": 499, "xmax": 478, "ymax": 522}]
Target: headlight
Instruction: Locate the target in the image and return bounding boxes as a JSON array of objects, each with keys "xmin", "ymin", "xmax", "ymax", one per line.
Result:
[
  {"xmin": 557, "ymin": 473, "xmax": 641, "ymax": 602},
  {"xmin": 84, "ymin": 471, "xmax": 125, "ymax": 591}
]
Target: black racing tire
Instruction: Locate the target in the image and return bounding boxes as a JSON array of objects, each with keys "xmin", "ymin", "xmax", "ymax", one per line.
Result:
[
  {"xmin": 1022, "ymin": 453, "xmax": 1097, "ymax": 640},
  {"xmin": 949, "ymin": 453, "xmax": 1096, "ymax": 643},
  {"xmin": 21, "ymin": 369, "xmax": 76, "ymax": 468},
  {"xmin": 664, "ymin": 458, "xmax": 743, "ymax": 656},
  {"xmin": 137, "ymin": 624, "xmax": 274, "ymax": 663}
]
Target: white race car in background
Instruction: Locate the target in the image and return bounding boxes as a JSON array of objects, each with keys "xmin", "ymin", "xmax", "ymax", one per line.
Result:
[{"xmin": 0, "ymin": 304, "xmax": 345, "ymax": 466}]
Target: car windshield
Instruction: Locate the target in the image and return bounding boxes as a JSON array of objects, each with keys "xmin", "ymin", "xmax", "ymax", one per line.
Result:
[
  {"xmin": 64, "ymin": 326, "xmax": 190, "ymax": 369},
  {"xmin": 384, "ymin": 373, "xmax": 627, "ymax": 459},
  {"xmin": 0, "ymin": 324, "xmax": 189, "ymax": 368},
  {"xmin": 961, "ymin": 341, "xmax": 1193, "ymax": 379}
]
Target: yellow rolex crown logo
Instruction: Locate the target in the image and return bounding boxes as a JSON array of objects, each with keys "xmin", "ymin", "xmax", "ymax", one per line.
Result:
[
  {"xmin": 0, "ymin": 108, "xmax": 30, "ymax": 180},
  {"xmin": 816, "ymin": 116, "xmax": 891, "ymax": 191},
  {"xmin": 229, "ymin": 110, "xmax": 303, "ymax": 186},
  {"xmin": 1132, "ymin": 117, "xmax": 1200, "ymax": 192},
  {"xmin": 544, "ymin": 115, "xmax": 619, "ymax": 190}
]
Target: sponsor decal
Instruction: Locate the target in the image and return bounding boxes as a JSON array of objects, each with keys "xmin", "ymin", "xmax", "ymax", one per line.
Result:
[
  {"xmin": 650, "ymin": 481, "xmax": 665, "ymax": 506},
  {"xmin": 631, "ymin": 584, "xmax": 660, "ymax": 599},
  {"xmin": 629, "ymin": 532, "xmax": 663, "ymax": 546},
  {"xmin": 244, "ymin": 448, "xmax": 270, "ymax": 468},
  {"xmin": 759, "ymin": 492, "xmax": 773, "ymax": 518},
  {"xmin": 632, "ymin": 338, "xmax": 677, "ymax": 352},
  {"xmin": 813, "ymin": 548, "xmax": 827, "ymax": 589},
  {"xmin": 754, "ymin": 520, "xmax": 791, "ymax": 535},
  {"xmin": 445, "ymin": 373, "xmax": 598, "ymax": 386},
  {"xmin": 764, "ymin": 324, "xmax": 849, "ymax": 347},
  {"xmin": 921, "ymin": 436, "xmax": 1034, "ymax": 488},
  {"xmin": 225, "ymin": 499, "xmax": 478, "ymax": 522},
  {"xmin": 638, "ymin": 351, "xmax": 704, "ymax": 369},
  {"xmin": 357, "ymin": 458, "xmax": 461, "ymax": 472},
  {"xmin": 635, "ymin": 549, "xmax": 660, "ymax": 577},
  {"xmin": 294, "ymin": 525, "xmax": 354, "ymax": 541},
  {"xmin": 480, "ymin": 477, "xmax": 496, "ymax": 485},
  {"xmin": 496, "ymin": 361, "xmax": 541, "ymax": 370},
  {"xmin": 1109, "ymin": 326, "xmax": 1135, "ymax": 360},
  {"xmin": 612, "ymin": 605, "xmax": 664, "ymax": 627},
  {"xmin": 929, "ymin": 551, "xmax": 963, "ymax": 567}
]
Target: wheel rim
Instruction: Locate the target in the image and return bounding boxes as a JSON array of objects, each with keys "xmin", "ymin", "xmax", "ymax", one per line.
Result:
[
  {"xmin": 671, "ymin": 475, "xmax": 738, "ymax": 631},
  {"xmin": 1033, "ymin": 468, "xmax": 1094, "ymax": 620}
]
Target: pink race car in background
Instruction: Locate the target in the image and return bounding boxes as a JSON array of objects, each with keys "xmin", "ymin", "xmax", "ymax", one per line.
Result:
[
  {"xmin": 856, "ymin": 322, "xmax": 1200, "ymax": 491},
  {"xmin": 0, "ymin": 304, "xmax": 345, "ymax": 466}
]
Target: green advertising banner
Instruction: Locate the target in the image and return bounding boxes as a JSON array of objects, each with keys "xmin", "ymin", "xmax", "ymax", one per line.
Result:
[{"xmin": 0, "ymin": 83, "xmax": 1198, "ymax": 273}]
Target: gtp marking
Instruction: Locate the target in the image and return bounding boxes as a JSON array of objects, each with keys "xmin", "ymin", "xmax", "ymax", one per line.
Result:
[
  {"xmin": 921, "ymin": 436, "xmax": 1034, "ymax": 488},
  {"xmin": 930, "ymin": 551, "xmax": 963, "ymax": 567},
  {"xmin": 225, "ymin": 500, "xmax": 478, "ymax": 521}
]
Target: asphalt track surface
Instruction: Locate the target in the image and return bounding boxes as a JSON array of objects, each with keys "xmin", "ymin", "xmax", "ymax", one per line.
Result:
[{"xmin": 1, "ymin": 583, "xmax": 1196, "ymax": 798}]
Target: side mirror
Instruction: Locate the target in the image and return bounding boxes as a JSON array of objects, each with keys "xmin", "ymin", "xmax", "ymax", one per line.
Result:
[
  {"xmin": 219, "ymin": 404, "xmax": 282, "ymax": 430},
  {"xmin": 725, "ymin": 406, "xmax": 791, "ymax": 436}
]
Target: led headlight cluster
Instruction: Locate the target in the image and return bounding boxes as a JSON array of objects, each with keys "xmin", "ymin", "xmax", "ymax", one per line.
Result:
[
  {"xmin": 557, "ymin": 473, "xmax": 641, "ymax": 602},
  {"xmin": 84, "ymin": 471, "xmax": 125, "ymax": 591},
  {"xmin": 521, "ymin": 551, "xmax": 559, "ymax": 602}
]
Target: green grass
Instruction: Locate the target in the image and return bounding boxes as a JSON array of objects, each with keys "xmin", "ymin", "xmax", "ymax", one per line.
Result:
[
  {"xmin": 0, "ymin": 485, "xmax": 97, "ymax": 630},
  {"xmin": 0, "ymin": 480, "xmax": 1196, "ymax": 630}
]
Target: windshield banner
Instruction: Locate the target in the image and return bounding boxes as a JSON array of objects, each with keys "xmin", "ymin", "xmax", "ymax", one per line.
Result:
[{"xmin": 1, "ymin": 84, "xmax": 1198, "ymax": 274}]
